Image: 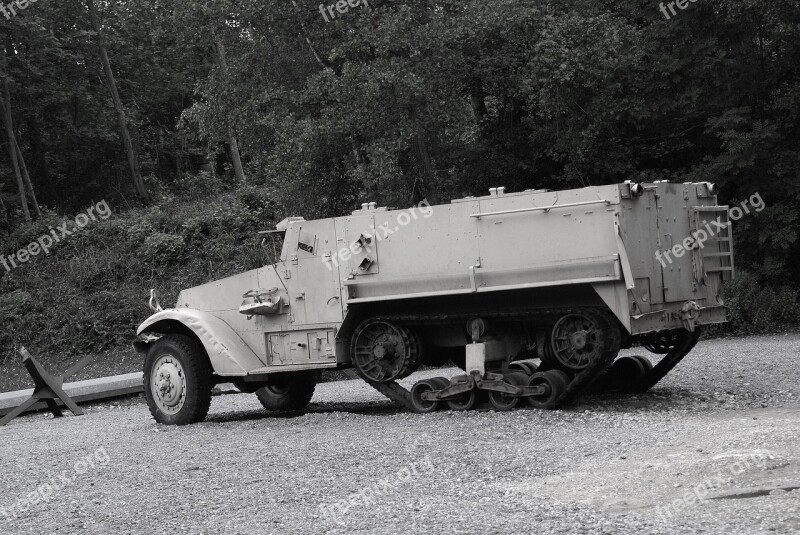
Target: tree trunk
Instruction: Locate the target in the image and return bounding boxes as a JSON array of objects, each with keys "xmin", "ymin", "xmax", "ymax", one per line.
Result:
[
  {"xmin": 26, "ymin": 115, "xmax": 52, "ymax": 198},
  {"xmin": 470, "ymin": 90, "xmax": 488, "ymax": 126},
  {"xmin": 1, "ymin": 58, "xmax": 30, "ymax": 221},
  {"xmin": 215, "ymin": 39, "xmax": 246, "ymax": 183},
  {"xmin": 0, "ymin": 185, "xmax": 9, "ymax": 228},
  {"xmin": 15, "ymin": 137, "xmax": 42, "ymax": 218},
  {"xmin": 86, "ymin": 0, "xmax": 150, "ymax": 203},
  {"xmin": 4, "ymin": 40, "xmax": 41, "ymax": 219},
  {"xmin": 410, "ymin": 104, "xmax": 432, "ymax": 202},
  {"xmin": 290, "ymin": 0, "xmax": 334, "ymax": 73}
]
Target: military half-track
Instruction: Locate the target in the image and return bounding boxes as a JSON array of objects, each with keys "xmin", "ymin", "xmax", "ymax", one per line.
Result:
[{"xmin": 135, "ymin": 181, "xmax": 733, "ymax": 424}]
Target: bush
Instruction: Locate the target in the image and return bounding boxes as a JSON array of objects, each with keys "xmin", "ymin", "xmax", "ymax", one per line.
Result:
[
  {"xmin": 0, "ymin": 289, "xmax": 32, "ymax": 325},
  {"xmin": 0, "ymin": 191, "xmax": 267, "ymax": 364},
  {"xmin": 140, "ymin": 233, "xmax": 186, "ymax": 265},
  {"xmin": 720, "ymin": 271, "xmax": 799, "ymax": 334},
  {"xmin": 169, "ymin": 171, "xmax": 227, "ymax": 199}
]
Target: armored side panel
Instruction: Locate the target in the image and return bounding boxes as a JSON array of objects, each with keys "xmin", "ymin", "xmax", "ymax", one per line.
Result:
[
  {"xmin": 339, "ymin": 187, "xmax": 622, "ymax": 302},
  {"xmin": 324, "ymin": 183, "xmax": 729, "ymax": 361}
]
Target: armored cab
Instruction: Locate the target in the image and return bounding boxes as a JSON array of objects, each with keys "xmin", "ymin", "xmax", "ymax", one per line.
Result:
[{"xmin": 136, "ymin": 182, "xmax": 733, "ymax": 424}]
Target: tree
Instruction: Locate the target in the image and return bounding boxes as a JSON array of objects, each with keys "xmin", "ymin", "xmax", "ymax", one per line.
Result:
[
  {"xmin": 86, "ymin": 0, "xmax": 150, "ymax": 204},
  {"xmin": 215, "ymin": 38, "xmax": 246, "ymax": 183},
  {"xmin": 1, "ymin": 47, "xmax": 30, "ymax": 221},
  {"xmin": 0, "ymin": 183, "xmax": 9, "ymax": 228}
]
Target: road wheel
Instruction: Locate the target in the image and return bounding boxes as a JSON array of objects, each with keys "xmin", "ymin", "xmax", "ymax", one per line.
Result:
[
  {"xmin": 526, "ymin": 370, "xmax": 570, "ymax": 409},
  {"xmin": 144, "ymin": 334, "xmax": 213, "ymax": 425},
  {"xmin": 446, "ymin": 388, "xmax": 478, "ymax": 411},
  {"xmin": 607, "ymin": 355, "xmax": 653, "ymax": 391},
  {"xmin": 633, "ymin": 355, "xmax": 654, "ymax": 372},
  {"xmin": 429, "ymin": 377, "xmax": 451, "ymax": 390},
  {"xmin": 488, "ymin": 371, "xmax": 528, "ymax": 411},
  {"xmin": 256, "ymin": 371, "xmax": 317, "ymax": 411},
  {"xmin": 411, "ymin": 380, "xmax": 441, "ymax": 413},
  {"xmin": 509, "ymin": 360, "xmax": 538, "ymax": 375}
]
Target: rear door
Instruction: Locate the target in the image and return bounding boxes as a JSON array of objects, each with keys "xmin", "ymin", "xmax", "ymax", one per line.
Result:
[
  {"xmin": 656, "ymin": 184, "xmax": 695, "ymax": 302},
  {"xmin": 655, "ymin": 184, "xmax": 720, "ymax": 303}
]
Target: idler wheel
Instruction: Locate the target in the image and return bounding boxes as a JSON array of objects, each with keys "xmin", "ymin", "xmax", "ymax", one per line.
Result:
[{"xmin": 642, "ymin": 331, "xmax": 682, "ymax": 354}]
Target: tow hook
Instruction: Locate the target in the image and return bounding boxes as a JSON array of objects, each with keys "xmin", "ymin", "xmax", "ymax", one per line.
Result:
[{"xmin": 681, "ymin": 301, "xmax": 701, "ymax": 332}]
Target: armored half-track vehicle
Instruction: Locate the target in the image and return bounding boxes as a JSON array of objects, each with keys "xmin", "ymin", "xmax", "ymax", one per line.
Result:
[{"xmin": 135, "ymin": 181, "xmax": 734, "ymax": 424}]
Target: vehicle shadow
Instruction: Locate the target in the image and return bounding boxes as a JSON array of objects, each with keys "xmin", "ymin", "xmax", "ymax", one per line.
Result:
[
  {"xmin": 204, "ymin": 387, "xmax": 718, "ymax": 423},
  {"xmin": 204, "ymin": 400, "xmax": 407, "ymax": 423}
]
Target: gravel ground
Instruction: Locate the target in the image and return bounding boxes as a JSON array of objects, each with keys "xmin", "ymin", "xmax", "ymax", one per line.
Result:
[{"xmin": 1, "ymin": 333, "xmax": 799, "ymax": 534}]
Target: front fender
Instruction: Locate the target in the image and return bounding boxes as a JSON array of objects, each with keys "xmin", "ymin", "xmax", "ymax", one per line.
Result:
[{"xmin": 136, "ymin": 309, "xmax": 266, "ymax": 376}]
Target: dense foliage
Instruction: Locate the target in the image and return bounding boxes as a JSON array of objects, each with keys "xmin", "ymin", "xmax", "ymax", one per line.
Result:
[{"xmin": 1, "ymin": 0, "xmax": 799, "ymax": 362}]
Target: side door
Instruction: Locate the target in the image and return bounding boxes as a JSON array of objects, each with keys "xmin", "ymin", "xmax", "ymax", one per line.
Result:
[
  {"xmin": 265, "ymin": 219, "xmax": 341, "ymax": 367},
  {"xmin": 282, "ymin": 219, "xmax": 343, "ymax": 326}
]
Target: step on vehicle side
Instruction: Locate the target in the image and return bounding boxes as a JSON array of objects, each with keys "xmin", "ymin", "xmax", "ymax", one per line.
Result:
[{"xmin": 134, "ymin": 181, "xmax": 733, "ymax": 425}]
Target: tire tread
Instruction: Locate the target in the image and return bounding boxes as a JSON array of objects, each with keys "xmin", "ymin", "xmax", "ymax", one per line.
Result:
[{"xmin": 144, "ymin": 334, "xmax": 213, "ymax": 425}]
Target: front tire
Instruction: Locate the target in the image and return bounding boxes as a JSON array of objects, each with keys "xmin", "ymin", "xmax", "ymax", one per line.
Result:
[
  {"xmin": 255, "ymin": 371, "xmax": 318, "ymax": 411},
  {"xmin": 144, "ymin": 334, "xmax": 213, "ymax": 425}
]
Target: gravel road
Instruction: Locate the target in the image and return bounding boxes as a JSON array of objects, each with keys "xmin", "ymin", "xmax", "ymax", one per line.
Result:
[{"xmin": 1, "ymin": 333, "xmax": 799, "ymax": 534}]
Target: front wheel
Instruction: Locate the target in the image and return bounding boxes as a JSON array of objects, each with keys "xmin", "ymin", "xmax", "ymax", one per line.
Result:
[
  {"xmin": 256, "ymin": 371, "xmax": 318, "ymax": 411},
  {"xmin": 144, "ymin": 334, "xmax": 214, "ymax": 425}
]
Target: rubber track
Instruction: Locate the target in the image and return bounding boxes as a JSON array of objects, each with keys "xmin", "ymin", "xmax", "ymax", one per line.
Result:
[
  {"xmin": 344, "ymin": 369, "xmax": 414, "ymax": 410},
  {"xmin": 634, "ymin": 328, "xmax": 701, "ymax": 392}
]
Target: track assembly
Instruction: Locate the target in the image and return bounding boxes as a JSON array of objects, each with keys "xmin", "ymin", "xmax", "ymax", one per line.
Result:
[{"xmin": 350, "ymin": 309, "xmax": 700, "ymax": 413}]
